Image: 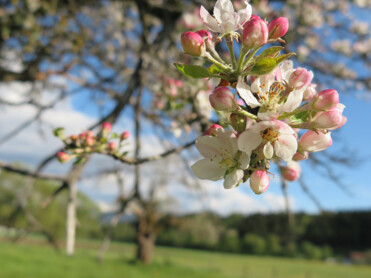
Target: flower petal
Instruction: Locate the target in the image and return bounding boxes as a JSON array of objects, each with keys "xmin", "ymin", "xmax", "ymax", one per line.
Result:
[
  {"xmin": 239, "ymin": 152, "xmax": 250, "ymax": 169},
  {"xmin": 215, "ymin": 129, "xmax": 238, "ymax": 154},
  {"xmin": 280, "ymin": 60, "xmax": 294, "ymax": 81},
  {"xmin": 200, "ymin": 6, "xmax": 219, "ymax": 33},
  {"xmin": 263, "ymin": 142, "xmax": 274, "ymax": 159},
  {"xmin": 237, "ymin": 78, "xmax": 261, "ymax": 108},
  {"xmin": 224, "ymin": 169, "xmax": 244, "ymax": 189},
  {"xmin": 214, "ymin": 0, "xmax": 234, "ymax": 24},
  {"xmin": 237, "ymin": 1, "xmax": 252, "ymax": 28},
  {"xmin": 274, "ymin": 134, "xmax": 297, "ymax": 161},
  {"xmin": 237, "ymin": 129, "xmax": 262, "ymax": 154},
  {"xmin": 191, "ymin": 159, "xmax": 224, "ymax": 181},
  {"xmin": 195, "ymin": 136, "xmax": 225, "ymax": 158}
]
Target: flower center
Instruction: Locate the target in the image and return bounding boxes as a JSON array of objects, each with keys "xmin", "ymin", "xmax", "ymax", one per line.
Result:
[{"xmin": 260, "ymin": 128, "xmax": 279, "ymax": 142}]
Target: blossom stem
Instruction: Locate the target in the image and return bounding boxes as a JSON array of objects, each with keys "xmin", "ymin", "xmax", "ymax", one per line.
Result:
[
  {"xmin": 235, "ymin": 106, "xmax": 258, "ymax": 120},
  {"xmin": 204, "ymin": 52, "xmax": 232, "ymax": 73},
  {"xmin": 206, "ymin": 40, "xmax": 225, "ymax": 64},
  {"xmin": 236, "ymin": 46, "xmax": 249, "ymax": 74},
  {"xmin": 242, "ymin": 46, "xmax": 261, "ymax": 71},
  {"xmin": 226, "ymin": 34, "xmax": 237, "ymax": 70}
]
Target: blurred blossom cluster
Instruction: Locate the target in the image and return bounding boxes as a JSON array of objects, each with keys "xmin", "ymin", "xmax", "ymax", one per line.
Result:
[
  {"xmin": 54, "ymin": 123, "xmax": 130, "ymax": 164},
  {"xmin": 178, "ymin": 0, "xmax": 346, "ymax": 194}
]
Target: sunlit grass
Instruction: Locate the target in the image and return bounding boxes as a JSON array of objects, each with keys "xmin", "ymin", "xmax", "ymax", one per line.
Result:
[{"xmin": 0, "ymin": 238, "xmax": 370, "ymax": 278}]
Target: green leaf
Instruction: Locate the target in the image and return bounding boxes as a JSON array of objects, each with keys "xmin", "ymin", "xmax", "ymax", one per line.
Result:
[
  {"xmin": 275, "ymin": 52, "xmax": 296, "ymax": 65},
  {"xmin": 257, "ymin": 46, "xmax": 284, "ymax": 60},
  {"xmin": 208, "ymin": 64, "xmax": 223, "ymax": 74},
  {"xmin": 250, "ymin": 58, "xmax": 277, "ymax": 75},
  {"xmin": 174, "ymin": 63, "xmax": 212, "ymax": 79},
  {"xmin": 121, "ymin": 151, "xmax": 129, "ymax": 157}
]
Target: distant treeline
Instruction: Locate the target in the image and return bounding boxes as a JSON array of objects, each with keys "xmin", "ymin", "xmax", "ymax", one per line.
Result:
[{"xmin": 108, "ymin": 211, "xmax": 371, "ymax": 259}]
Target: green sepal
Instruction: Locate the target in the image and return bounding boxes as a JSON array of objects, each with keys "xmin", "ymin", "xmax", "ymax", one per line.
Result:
[
  {"xmin": 275, "ymin": 52, "xmax": 296, "ymax": 65},
  {"xmin": 174, "ymin": 63, "xmax": 212, "ymax": 79},
  {"xmin": 289, "ymin": 110, "xmax": 310, "ymax": 124},
  {"xmin": 250, "ymin": 57, "xmax": 277, "ymax": 75},
  {"xmin": 256, "ymin": 46, "xmax": 284, "ymax": 60}
]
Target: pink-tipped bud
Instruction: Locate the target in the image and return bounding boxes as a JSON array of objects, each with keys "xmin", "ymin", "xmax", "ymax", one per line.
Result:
[
  {"xmin": 79, "ymin": 132, "xmax": 86, "ymax": 140},
  {"xmin": 289, "ymin": 68, "xmax": 313, "ymax": 89},
  {"xmin": 181, "ymin": 31, "xmax": 205, "ymax": 56},
  {"xmin": 85, "ymin": 136, "xmax": 95, "ymax": 146},
  {"xmin": 282, "ymin": 161, "xmax": 301, "ymax": 182},
  {"xmin": 312, "ymin": 89, "xmax": 339, "ymax": 111},
  {"xmin": 85, "ymin": 130, "xmax": 94, "ymax": 138},
  {"xmin": 102, "ymin": 122, "xmax": 112, "ymax": 132},
  {"xmin": 57, "ymin": 151, "xmax": 70, "ymax": 163},
  {"xmin": 108, "ymin": 142, "xmax": 116, "ymax": 151},
  {"xmin": 250, "ymin": 170, "xmax": 270, "ymax": 195},
  {"xmin": 204, "ymin": 124, "xmax": 224, "ymax": 136},
  {"xmin": 121, "ymin": 131, "xmax": 130, "ymax": 140},
  {"xmin": 333, "ymin": 115, "xmax": 347, "ymax": 130},
  {"xmin": 209, "ymin": 87, "xmax": 238, "ymax": 112},
  {"xmin": 242, "ymin": 16, "xmax": 268, "ymax": 48},
  {"xmin": 70, "ymin": 134, "xmax": 78, "ymax": 141},
  {"xmin": 303, "ymin": 85, "xmax": 317, "ymax": 101},
  {"xmin": 195, "ymin": 30, "xmax": 212, "ymax": 41},
  {"xmin": 174, "ymin": 80, "xmax": 183, "ymax": 87},
  {"xmin": 299, "ymin": 131, "xmax": 332, "ymax": 152},
  {"xmin": 268, "ymin": 17, "xmax": 289, "ymax": 40},
  {"xmin": 312, "ymin": 104, "xmax": 344, "ymax": 130},
  {"xmin": 293, "ymin": 151, "xmax": 309, "ymax": 161}
]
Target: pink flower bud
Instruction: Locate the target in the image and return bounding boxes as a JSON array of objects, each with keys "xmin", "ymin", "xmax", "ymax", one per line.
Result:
[
  {"xmin": 79, "ymin": 132, "xmax": 86, "ymax": 140},
  {"xmin": 299, "ymin": 131, "xmax": 332, "ymax": 152},
  {"xmin": 85, "ymin": 136, "xmax": 95, "ymax": 146},
  {"xmin": 333, "ymin": 115, "xmax": 347, "ymax": 130},
  {"xmin": 57, "ymin": 151, "xmax": 70, "ymax": 163},
  {"xmin": 250, "ymin": 170, "xmax": 270, "ymax": 195},
  {"xmin": 174, "ymin": 80, "xmax": 183, "ymax": 87},
  {"xmin": 70, "ymin": 134, "xmax": 78, "ymax": 141},
  {"xmin": 102, "ymin": 122, "xmax": 112, "ymax": 132},
  {"xmin": 303, "ymin": 85, "xmax": 317, "ymax": 101},
  {"xmin": 268, "ymin": 17, "xmax": 289, "ymax": 39},
  {"xmin": 181, "ymin": 31, "xmax": 205, "ymax": 56},
  {"xmin": 289, "ymin": 68, "xmax": 313, "ymax": 89},
  {"xmin": 312, "ymin": 89, "xmax": 339, "ymax": 111},
  {"xmin": 282, "ymin": 161, "xmax": 301, "ymax": 182},
  {"xmin": 312, "ymin": 104, "xmax": 344, "ymax": 130},
  {"xmin": 209, "ymin": 87, "xmax": 238, "ymax": 112},
  {"xmin": 108, "ymin": 142, "xmax": 116, "ymax": 151},
  {"xmin": 293, "ymin": 151, "xmax": 309, "ymax": 161},
  {"xmin": 204, "ymin": 124, "xmax": 224, "ymax": 136},
  {"xmin": 242, "ymin": 16, "xmax": 268, "ymax": 48},
  {"xmin": 121, "ymin": 131, "xmax": 130, "ymax": 140},
  {"xmin": 85, "ymin": 130, "xmax": 94, "ymax": 138},
  {"xmin": 195, "ymin": 30, "xmax": 212, "ymax": 41}
]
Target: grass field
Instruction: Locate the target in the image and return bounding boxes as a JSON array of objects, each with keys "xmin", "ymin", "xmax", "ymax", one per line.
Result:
[{"xmin": 1, "ymin": 238, "xmax": 371, "ymax": 278}]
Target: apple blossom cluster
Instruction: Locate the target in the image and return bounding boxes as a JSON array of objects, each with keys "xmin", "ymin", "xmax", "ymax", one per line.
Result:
[
  {"xmin": 54, "ymin": 122, "xmax": 130, "ymax": 164},
  {"xmin": 177, "ymin": 0, "xmax": 346, "ymax": 194}
]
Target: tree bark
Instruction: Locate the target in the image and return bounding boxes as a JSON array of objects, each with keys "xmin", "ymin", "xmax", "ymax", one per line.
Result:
[
  {"xmin": 136, "ymin": 231, "xmax": 155, "ymax": 265},
  {"xmin": 66, "ymin": 181, "xmax": 77, "ymax": 256}
]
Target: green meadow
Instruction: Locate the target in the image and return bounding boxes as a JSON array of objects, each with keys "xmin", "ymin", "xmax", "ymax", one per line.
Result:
[{"xmin": 1, "ymin": 238, "xmax": 371, "ymax": 278}]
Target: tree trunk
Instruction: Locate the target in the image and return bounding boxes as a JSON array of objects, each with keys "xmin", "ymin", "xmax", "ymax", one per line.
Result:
[
  {"xmin": 136, "ymin": 232, "xmax": 155, "ymax": 264},
  {"xmin": 66, "ymin": 182, "xmax": 76, "ymax": 255}
]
